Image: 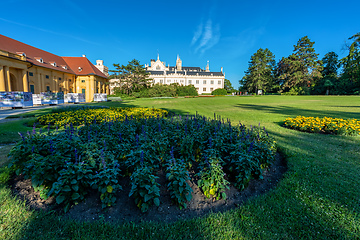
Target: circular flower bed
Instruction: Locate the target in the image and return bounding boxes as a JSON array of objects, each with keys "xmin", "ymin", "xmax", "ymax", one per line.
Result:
[
  {"xmin": 283, "ymin": 116, "xmax": 360, "ymax": 136},
  {"xmin": 9, "ymin": 108, "xmax": 276, "ymax": 213}
]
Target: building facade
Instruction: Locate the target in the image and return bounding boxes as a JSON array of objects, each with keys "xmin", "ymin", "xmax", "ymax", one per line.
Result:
[
  {"xmin": 145, "ymin": 55, "xmax": 225, "ymax": 94},
  {"xmin": 0, "ymin": 34, "xmax": 109, "ymax": 102}
]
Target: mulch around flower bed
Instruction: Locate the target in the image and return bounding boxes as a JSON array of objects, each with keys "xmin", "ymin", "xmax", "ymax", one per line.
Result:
[{"xmin": 10, "ymin": 153, "xmax": 287, "ymax": 223}]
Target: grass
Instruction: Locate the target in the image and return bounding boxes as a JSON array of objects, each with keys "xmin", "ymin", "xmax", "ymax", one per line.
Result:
[{"xmin": 0, "ymin": 95, "xmax": 359, "ymax": 239}]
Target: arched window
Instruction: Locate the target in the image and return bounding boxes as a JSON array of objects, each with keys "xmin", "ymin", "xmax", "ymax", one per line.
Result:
[{"xmin": 156, "ymin": 66, "xmax": 161, "ymax": 70}]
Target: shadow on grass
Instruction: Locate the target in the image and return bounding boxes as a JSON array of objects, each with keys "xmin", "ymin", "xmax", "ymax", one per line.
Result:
[{"xmin": 235, "ymin": 104, "xmax": 360, "ymax": 119}]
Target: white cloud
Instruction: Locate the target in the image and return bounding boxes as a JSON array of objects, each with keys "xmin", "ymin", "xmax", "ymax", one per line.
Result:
[
  {"xmin": 191, "ymin": 22, "xmax": 203, "ymax": 46},
  {"xmin": 192, "ymin": 19, "xmax": 220, "ymax": 55}
]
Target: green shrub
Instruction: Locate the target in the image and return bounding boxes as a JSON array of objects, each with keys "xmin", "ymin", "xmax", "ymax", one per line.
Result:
[
  {"xmin": 211, "ymin": 88, "xmax": 228, "ymax": 95},
  {"xmin": 176, "ymin": 84, "xmax": 198, "ymax": 96}
]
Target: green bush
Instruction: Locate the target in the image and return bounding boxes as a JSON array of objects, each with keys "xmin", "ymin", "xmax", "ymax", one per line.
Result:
[
  {"xmin": 176, "ymin": 84, "xmax": 198, "ymax": 96},
  {"xmin": 211, "ymin": 88, "xmax": 228, "ymax": 95}
]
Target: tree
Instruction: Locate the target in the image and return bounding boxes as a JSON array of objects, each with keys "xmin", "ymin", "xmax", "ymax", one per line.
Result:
[
  {"xmin": 224, "ymin": 79, "xmax": 235, "ymax": 93},
  {"xmin": 312, "ymin": 51, "xmax": 339, "ymax": 95},
  {"xmin": 339, "ymin": 32, "xmax": 360, "ymax": 94},
  {"xmin": 240, "ymin": 48, "xmax": 276, "ymax": 94},
  {"xmin": 278, "ymin": 36, "xmax": 322, "ymax": 95},
  {"xmin": 110, "ymin": 59, "xmax": 151, "ymax": 95}
]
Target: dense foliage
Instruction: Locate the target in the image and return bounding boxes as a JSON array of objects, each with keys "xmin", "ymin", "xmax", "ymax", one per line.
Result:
[
  {"xmin": 9, "ymin": 109, "xmax": 276, "ymax": 213},
  {"xmin": 110, "ymin": 59, "xmax": 152, "ymax": 95},
  {"xmin": 284, "ymin": 116, "xmax": 360, "ymax": 136},
  {"xmin": 240, "ymin": 33, "xmax": 360, "ymax": 95},
  {"xmin": 240, "ymin": 48, "xmax": 277, "ymax": 94},
  {"xmin": 278, "ymin": 36, "xmax": 323, "ymax": 95},
  {"xmin": 113, "ymin": 83, "xmax": 198, "ymax": 98},
  {"xmin": 211, "ymin": 88, "xmax": 228, "ymax": 95}
]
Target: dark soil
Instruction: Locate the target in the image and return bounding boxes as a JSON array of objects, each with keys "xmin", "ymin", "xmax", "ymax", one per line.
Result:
[{"xmin": 10, "ymin": 153, "xmax": 287, "ymax": 223}]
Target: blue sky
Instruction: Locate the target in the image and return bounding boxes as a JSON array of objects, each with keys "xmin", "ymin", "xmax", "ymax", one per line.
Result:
[{"xmin": 1, "ymin": 0, "xmax": 359, "ymax": 89}]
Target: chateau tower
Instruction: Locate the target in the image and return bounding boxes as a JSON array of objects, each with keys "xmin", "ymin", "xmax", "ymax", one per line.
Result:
[{"xmin": 176, "ymin": 55, "xmax": 182, "ymax": 71}]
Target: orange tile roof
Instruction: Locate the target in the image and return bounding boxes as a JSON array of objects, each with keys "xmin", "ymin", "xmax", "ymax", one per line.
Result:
[
  {"xmin": 62, "ymin": 57, "xmax": 107, "ymax": 78},
  {"xmin": 0, "ymin": 34, "xmax": 107, "ymax": 78}
]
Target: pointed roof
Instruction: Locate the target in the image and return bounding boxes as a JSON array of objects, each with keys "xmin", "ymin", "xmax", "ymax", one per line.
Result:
[{"xmin": 62, "ymin": 57, "xmax": 107, "ymax": 78}]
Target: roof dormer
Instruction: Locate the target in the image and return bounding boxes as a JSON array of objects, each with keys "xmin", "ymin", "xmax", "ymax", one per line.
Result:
[
  {"xmin": 50, "ymin": 62, "xmax": 57, "ymax": 67},
  {"xmin": 34, "ymin": 57, "xmax": 43, "ymax": 63},
  {"xmin": 16, "ymin": 52, "xmax": 26, "ymax": 57},
  {"xmin": 61, "ymin": 65, "xmax": 68, "ymax": 70}
]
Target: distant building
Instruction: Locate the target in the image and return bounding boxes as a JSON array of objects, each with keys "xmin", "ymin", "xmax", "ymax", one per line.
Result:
[
  {"xmin": 0, "ymin": 34, "xmax": 109, "ymax": 102},
  {"xmin": 95, "ymin": 60, "xmax": 109, "ymax": 77},
  {"xmin": 145, "ymin": 55, "xmax": 225, "ymax": 94}
]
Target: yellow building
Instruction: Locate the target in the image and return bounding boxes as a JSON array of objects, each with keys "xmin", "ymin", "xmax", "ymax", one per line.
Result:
[{"xmin": 0, "ymin": 34, "xmax": 109, "ymax": 102}]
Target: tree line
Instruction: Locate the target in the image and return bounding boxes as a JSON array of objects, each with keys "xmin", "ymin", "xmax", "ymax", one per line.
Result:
[{"xmin": 239, "ymin": 33, "xmax": 360, "ymax": 95}]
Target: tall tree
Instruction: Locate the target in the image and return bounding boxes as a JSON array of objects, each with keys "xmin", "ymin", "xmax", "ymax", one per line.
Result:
[
  {"xmin": 340, "ymin": 32, "xmax": 360, "ymax": 94},
  {"xmin": 224, "ymin": 79, "xmax": 235, "ymax": 92},
  {"xmin": 278, "ymin": 36, "xmax": 322, "ymax": 94},
  {"xmin": 312, "ymin": 51, "xmax": 339, "ymax": 95},
  {"xmin": 110, "ymin": 59, "xmax": 151, "ymax": 95},
  {"xmin": 240, "ymin": 48, "xmax": 276, "ymax": 94}
]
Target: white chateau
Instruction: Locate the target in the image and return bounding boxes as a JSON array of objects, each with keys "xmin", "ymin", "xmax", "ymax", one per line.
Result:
[{"xmin": 145, "ymin": 55, "xmax": 225, "ymax": 94}]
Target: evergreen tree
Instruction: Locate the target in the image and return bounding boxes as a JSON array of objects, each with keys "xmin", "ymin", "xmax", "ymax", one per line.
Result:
[
  {"xmin": 240, "ymin": 48, "xmax": 276, "ymax": 94},
  {"xmin": 339, "ymin": 32, "xmax": 360, "ymax": 94},
  {"xmin": 278, "ymin": 36, "xmax": 322, "ymax": 95},
  {"xmin": 312, "ymin": 51, "xmax": 339, "ymax": 95},
  {"xmin": 110, "ymin": 59, "xmax": 151, "ymax": 95}
]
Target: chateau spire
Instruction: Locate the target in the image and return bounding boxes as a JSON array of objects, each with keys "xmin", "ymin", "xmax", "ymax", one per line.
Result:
[
  {"xmin": 176, "ymin": 54, "xmax": 182, "ymax": 71},
  {"xmin": 206, "ymin": 60, "xmax": 210, "ymax": 72}
]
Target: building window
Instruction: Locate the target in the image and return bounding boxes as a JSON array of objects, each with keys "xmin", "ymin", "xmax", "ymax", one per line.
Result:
[
  {"xmin": 167, "ymin": 79, "xmax": 171, "ymax": 83},
  {"xmin": 59, "ymin": 87, "xmax": 62, "ymax": 93},
  {"xmin": 188, "ymin": 80, "xmax": 192, "ymax": 84},
  {"xmin": 203, "ymin": 88, "xmax": 206, "ymax": 92},
  {"xmin": 82, "ymin": 89, "xmax": 86, "ymax": 94},
  {"xmin": 46, "ymin": 86, "xmax": 50, "ymax": 92},
  {"xmin": 180, "ymin": 80, "xmax": 184, "ymax": 83},
  {"xmin": 211, "ymin": 80, "xmax": 214, "ymax": 84},
  {"xmin": 81, "ymin": 80, "xmax": 85, "ymax": 83},
  {"xmin": 59, "ymin": 77, "xmax": 62, "ymax": 80},
  {"xmin": 218, "ymin": 81, "xmax": 221, "ymax": 84},
  {"xmin": 160, "ymin": 80, "xmax": 163, "ymax": 84},
  {"xmin": 196, "ymin": 80, "xmax": 199, "ymax": 84},
  {"xmin": 29, "ymin": 72, "xmax": 33, "ymax": 76},
  {"xmin": 196, "ymin": 88, "xmax": 199, "ymax": 91},
  {"xmin": 203, "ymin": 80, "xmax": 207, "ymax": 84},
  {"xmin": 30, "ymin": 85, "xmax": 35, "ymax": 94},
  {"xmin": 210, "ymin": 88, "xmax": 213, "ymax": 91},
  {"xmin": 46, "ymin": 75, "xmax": 49, "ymax": 79},
  {"xmin": 69, "ymin": 79, "xmax": 71, "ymax": 82}
]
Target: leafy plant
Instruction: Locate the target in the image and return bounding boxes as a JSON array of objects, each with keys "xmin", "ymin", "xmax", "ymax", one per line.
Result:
[
  {"xmin": 129, "ymin": 162, "xmax": 160, "ymax": 212},
  {"xmin": 197, "ymin": 157, "xmax": 229, "ymax": 200},
  {"xmin": 91, "ymin": 161, "xmax": 122, "ymax": 208},
  {"xmin": 166, "ymin": 150, "xmax": 192, "ymax": 209}
]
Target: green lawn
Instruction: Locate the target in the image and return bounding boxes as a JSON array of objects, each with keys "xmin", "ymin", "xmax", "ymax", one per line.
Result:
[{"xmin": 0, "ymin": 95, "xmax": 359, "ymax": 239}]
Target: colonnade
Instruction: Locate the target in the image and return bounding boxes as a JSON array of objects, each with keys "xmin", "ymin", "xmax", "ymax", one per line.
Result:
[{"xmin": 0, "ymin": 65, "xmax": 28, "ymax": 92}]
